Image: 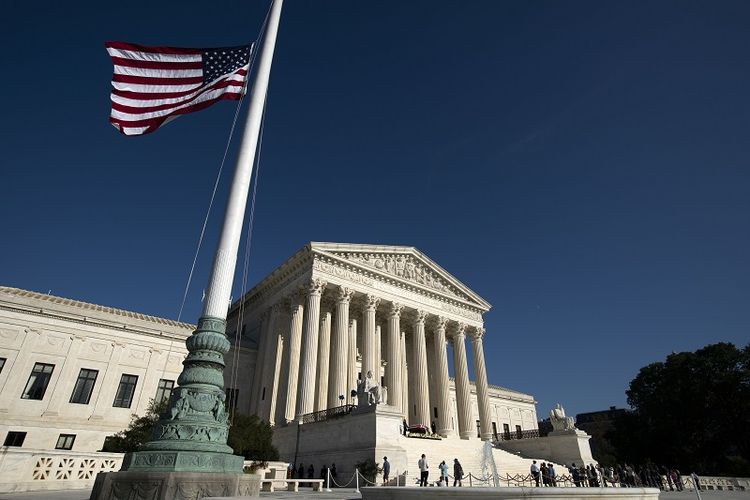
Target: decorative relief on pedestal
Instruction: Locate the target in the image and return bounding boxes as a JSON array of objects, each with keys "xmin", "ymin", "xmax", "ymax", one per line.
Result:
[
  {"xmin": 112, "ymin": 480, "xmax": 161, "ymax": 500},
  {"xmin": 333, "ymin": 252, "xmax": 461, "ymax": 298}
]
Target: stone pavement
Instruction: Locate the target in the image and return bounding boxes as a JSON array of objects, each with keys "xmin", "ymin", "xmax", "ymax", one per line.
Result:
[
  {"xmin": 0, "ymin": 488, "xmax": 362, "ymax": 500},
  {"xmin": 1, "ymin": 488, "xmax": 747, "ymax": 500}
]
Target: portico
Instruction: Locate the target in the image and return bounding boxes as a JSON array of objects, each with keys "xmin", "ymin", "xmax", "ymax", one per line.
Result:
[{"xmin": 229, "ymin": 242, "xmax": 494, "ymax": 441}]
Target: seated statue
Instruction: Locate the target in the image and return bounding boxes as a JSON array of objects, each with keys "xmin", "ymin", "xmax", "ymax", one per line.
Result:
[
  {"xmin": 356, "ymin": 370, "xmax": 381, "ymax": 407},
  {"xmin": 549, "ymin": 403, "xmax": 576, "ymax": 431}
]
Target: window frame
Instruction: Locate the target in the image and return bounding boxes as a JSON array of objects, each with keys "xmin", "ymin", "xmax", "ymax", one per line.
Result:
[
  {"xmin": 112, "ymin": 374, "xmax": 139, "ymax": 408},
  {"xmin": 69, "ymin": 368, "xmax": 99, "ymax": 404},
  {"xmin": 0, "ymin": 357, "xmax": 6, "ymax": 375},
  {"xmin": 154, "ymin": 378, "xmax": 175, "ymax": 405},
  {"xmin": 55, "ymin": 434, "xmax": 76, "ymax": 450},
  {"xmin": 3, "ymin": 431, "xmax": 27, "ymax": 447},
  {"xmin": 21, "ymin": 362, "xmax": 55, "ymax": 400}
]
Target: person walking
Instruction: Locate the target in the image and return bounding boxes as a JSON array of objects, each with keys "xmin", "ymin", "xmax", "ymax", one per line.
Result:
[
  {"xmin": 382, "ymin": 457, "xmax": 390, "ymax": 486},
  {"xmin": 439, "ymin": 460, "xmax": 449, "ymax": 486},
  {"xmin": 530, "ymin": 460, "xmax": 540, "ymax": 487},
  {"xmin": 418, "ymin": 454, "xmax": 429, "ymax": 487},
  {"xmin": 453, "ymin": 459, "xmax": 464, "ymax": 487}
]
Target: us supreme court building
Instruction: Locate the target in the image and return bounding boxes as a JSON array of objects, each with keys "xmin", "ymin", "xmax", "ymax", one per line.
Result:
[{"xmin": 0, "ymin": 242, "xmax": 547, "ymax": 486}]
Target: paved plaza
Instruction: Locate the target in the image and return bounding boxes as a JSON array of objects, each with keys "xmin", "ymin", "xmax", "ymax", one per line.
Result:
[{"xmin": 2, "ymin": 489, "xmax": 749, "ymax": 500}]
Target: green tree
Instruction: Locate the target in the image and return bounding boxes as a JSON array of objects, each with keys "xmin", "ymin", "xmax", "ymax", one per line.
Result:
[
  {"xmin": 227, "ymin": 413, "xmax": 279, "ymax": 461},
  {"xmin": 609, "ymin": 342, "xmax": 750, "ymax": 475},
  {"xmin": 102, "ymin": 399, "xmax": 168, "ymax": 453}
]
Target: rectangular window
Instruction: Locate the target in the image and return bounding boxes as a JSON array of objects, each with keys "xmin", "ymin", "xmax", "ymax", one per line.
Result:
[
  {"xmin": 516, "ymin": 424, "xmax": 522, "ymax": 439},
  {"xmin": 433, "ymin": 407, "xmax": 438, "ymax": 419},
  {"xmin": 69, "ymin": 368, "xmax": 98, "ymax": 404},
  {"xmin": 503, "ymin": 423, "xmax": 510, "ymax": 439},
  {"xmin": 3, "ymin": 431, "xmax": 26, "ymax": 447},
  {"xmin": 112, "ymin": 374, "xmax": 138, "ymax": 408},
  {"xmin": 0, "ymin": 357, "xmax": 6, "ymax": 375},
  {"xmin": 225, "ymin": 387, "xmax": 239, "ymax": 412},
  {"xmin": 476, "ymin": 419, "xmax": 481, "ymax": 438},
  {"xmin": 154, "ymin": 379, "xmax": 174, "ymax": 404},
  {"xmin": 55, "ymin": 434, "xmax": 76, "ymax": 450},
  {"xmin": 492, "ymin": 422, "xmax": 498, "ymax": 441},
  {"xmin": 21, "ymin": 362, "xmax": 55, "ymax": 400}
]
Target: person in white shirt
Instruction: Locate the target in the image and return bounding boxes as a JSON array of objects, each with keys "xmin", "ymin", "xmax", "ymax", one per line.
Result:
[
  {"xmin": 530, "ymin": 460, "xmax": 540, "ymax": 487},
  {"xmin": 418, "ymin": 454, "xmax": 429, "ymax": 487}
]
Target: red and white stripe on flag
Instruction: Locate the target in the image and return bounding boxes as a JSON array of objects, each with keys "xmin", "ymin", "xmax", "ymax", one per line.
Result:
[{"xmin": 105, "ymin": 41, "xmax": 253, "ymax": 136}]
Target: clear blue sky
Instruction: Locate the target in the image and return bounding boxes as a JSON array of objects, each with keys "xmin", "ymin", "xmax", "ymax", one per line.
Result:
[{"xmin": 2, "ymin": 1, "xmax": 748, "ymax": 419}]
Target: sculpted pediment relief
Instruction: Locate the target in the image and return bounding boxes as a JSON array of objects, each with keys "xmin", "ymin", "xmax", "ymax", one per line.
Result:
[{"xmin": 311, "ymin": 244, "xmax": 490, "ymax": 310}]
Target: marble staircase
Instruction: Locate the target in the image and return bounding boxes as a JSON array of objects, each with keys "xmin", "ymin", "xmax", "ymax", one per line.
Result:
[{"xmin": 395, "ymin": 434, "xmax": 565, "ymax": 486}]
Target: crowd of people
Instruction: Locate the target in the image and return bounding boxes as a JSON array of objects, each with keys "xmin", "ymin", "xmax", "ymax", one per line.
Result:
[{"xmin": 531, "ymin": 461, "xmax": 689, "ymax": 490}]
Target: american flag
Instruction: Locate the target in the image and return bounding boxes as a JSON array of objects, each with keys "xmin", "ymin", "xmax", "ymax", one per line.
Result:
[{"xmin": 105, "ymin": 41, "xmax": 253, "ymax": 136}]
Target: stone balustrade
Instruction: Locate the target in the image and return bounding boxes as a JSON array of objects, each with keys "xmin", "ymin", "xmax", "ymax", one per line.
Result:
[{"xmin": 0, "ymin": 448, "xmax": 123, "ymax": 493}]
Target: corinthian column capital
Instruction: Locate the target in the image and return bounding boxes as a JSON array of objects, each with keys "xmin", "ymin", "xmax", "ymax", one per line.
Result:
[
  {"xmin": 306, "ymin": 278, "xmax": 328, "ymax": 296},
  {"xmin": 435, "ymin": 316, "xmax": 448, "ymax": 332},
  {"xmin": 363, "ymin": 294, "xmax": 380, "ymax": 311},
  {"xmin": 470, "ymin": 327, "xmax": 485, "ymax": 342},
  {"xmin": 452, "ymin": 322, "xmax": 467, "ymax": 339},
  {"xmin": 389, "ymin": 302, "xmax": 404, "ymax": 318},
  {"xmin": 336, "ymin": 286, "xmax": 355, "ymax": 304},
  {"xmin": 413, "ymin": 309, "xmax": 427, "ymax": 326}
]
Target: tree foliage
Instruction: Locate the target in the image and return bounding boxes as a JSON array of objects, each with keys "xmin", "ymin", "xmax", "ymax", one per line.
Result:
[
  {"xmin": 609, "ymin": 342, "xmax": 750, "ymax": 475},
  {"xmin": 227, "ymin": 412, "xmax": 279, "ymax": 461},
  {"xmin": 102, "ymin": 399, "xmax": 279, "ymax": 462},
  {"xmin": 102, "ymin": 399, "xmax": 167, "ymax": 453}
]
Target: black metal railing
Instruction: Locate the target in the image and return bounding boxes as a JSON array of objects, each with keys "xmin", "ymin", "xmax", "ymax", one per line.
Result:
[
  {"xmin": 299, "ymin": 404, "xmax": 356, "ymax": 424},
  {"xmin": 493, "ymin": 428, "xmax": 541, "ymax": 442}
]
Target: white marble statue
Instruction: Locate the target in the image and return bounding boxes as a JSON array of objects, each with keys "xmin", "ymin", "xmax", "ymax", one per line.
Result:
[
  {"xmin": 356, "ymin": 370, "xmax": 381, "ymax": 406},
  {"xmin": 549, "ymin": 403, "xmax": 576, "ymax": 431}
]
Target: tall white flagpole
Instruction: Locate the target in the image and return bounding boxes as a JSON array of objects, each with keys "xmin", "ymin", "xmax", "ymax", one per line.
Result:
[
  {"xmin": 118, "ymin": 0, "xmax": 286, "ymax": 480},
  {"xmin": 202, "ymin": 0, "xmax": 284, "ymax": 320}
]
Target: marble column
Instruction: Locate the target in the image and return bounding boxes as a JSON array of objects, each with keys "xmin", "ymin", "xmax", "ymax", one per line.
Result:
[
  {"xmin": 258, "ymin": 304, "xmax": 280, "ymax": 422},
  {"xmin": 249, "ymin": 309, "xmax": 271, "ymax": 415},
  {"xmin": 284, "ymin": 292, "xmax": 305, "ymax": 423},
  {"xmin": 452, "ymin": 323, "xmax": 472, "ymax": 439},
  {"xmin": 314, "ymin": 309, "xmax": 332, "ymax": 412},
  {"xmin": 385, "ymin": 303, "xmax": 403, "ymax": 412},
  {"xmin": 470, "ymin": 327, "xmax": 492, "ymax": 441},
  {"xmin": 400, "ymin": 331, "xmax": 408, "ymax": 419},
  {"xmin": 347, "ymin": 318, "xmax": 358, "ymax": 404},
  {"xmin": 295, "ymin": 279, "xmax": 327, "ymax": 420},
  {"xmin": 433, "ymin": 317, "xmax": 452, "ymax": 437},
  {"xmin": 411, "ymin": 310, "xmax": 430, "ymax": 427},
  {"xmin": 42, "ymin": 335, "xmax": 85, "ymax": 417},
  {"xmin": 375, "ymin": 324, "xmax": 382, "ymax": 383},
  {"xmin": 274, "ymin": 330, "xmax": 289, "ymax": 426},
  {"xmin": 361, "ymin": 294, "xmax": 380, "ymax": 380},
  {"xmin": 328, "ymin": 287, "xmax": 353, "ymax": 408}
]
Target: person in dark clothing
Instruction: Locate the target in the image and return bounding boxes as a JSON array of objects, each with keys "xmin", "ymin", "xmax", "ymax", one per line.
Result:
[
  {"xmin": 297, "ymin": 463, "xmax": 304, "ymax": 479},
  {"xmin": 571, "ymin": 463, "xmax": 581, "ymax": 487},
  {"xmin": 382, "ymin": 457, "xmax": 391, "ymax": 486},
  {"xmin": 541, "ymin": 463, "xmax": 549, "ymax": 486},
  {"xmin": 431, "ymin": 421, "xmax": 437, "ymax": 434},
  {"xmin": 403, "ymin": 418, "xmax": 408, "ymax": 436},
  {"xmin": 453, "ymin": 459, "xmax": 464, "ymax": 487},
  {"xmin": 320, "ymin": 464, "xmax": 328, "ymax": 480},
  {"xmin": 307, "ymin": 464, "xmax": 315, "ymax": 479}
]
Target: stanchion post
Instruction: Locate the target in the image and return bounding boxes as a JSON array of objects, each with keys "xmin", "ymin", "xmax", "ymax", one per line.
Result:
[
  {"xmin": 326, "ymin": 467, "xmax": 331, "ymax": 492},
  {"xmin": 469, "ymin": 473, "xmax": 472, "ymax": 487},
  {"xmin": 356, "ymin": 468, "xmax": 360, "ymax": 493}
]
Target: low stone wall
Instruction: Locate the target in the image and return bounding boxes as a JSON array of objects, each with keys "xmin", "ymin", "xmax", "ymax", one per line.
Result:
[
  {"xmin": 361, "ymin": 486, "xmax": 660, "ymax": 500},
  {"xmin": 0, "ymin": 447, "xmax": 124, "ymax": 493}
]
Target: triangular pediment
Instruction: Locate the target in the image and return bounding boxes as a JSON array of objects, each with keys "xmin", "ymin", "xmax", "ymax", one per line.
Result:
[{"xmin": 310, "ymin": 242, "xmax": 491, "ymax": 311}]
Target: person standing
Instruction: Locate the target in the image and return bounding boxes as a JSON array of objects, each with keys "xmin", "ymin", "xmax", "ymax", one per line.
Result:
[
  {"xmin": 382, "ymin": 457, "xmax": 390, "ymax": 486},
  {"xmin": 418, "ymin": 454, "xmax": 429, "ymax": 487},
  {"xmin": 541, "ymin": 462, "xmax": 549, "ymax": 486},
  {"xmin": 530, "ymin": 460, "xmax": 540, "ymax": 487},
  {"xmin": 439, "ymin": 460, "xmax": 449, "ymax": 486},
  {"xmin": 403, "ymin": 418, "xmax": 408, "ymax": 436},
  {"xmin": 453, "ymin": 459, "xmax": 464, "ymax": 487},
  {"xmin": 548, "ymin": 463, "xmax": 557, "ymax": 486}
]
